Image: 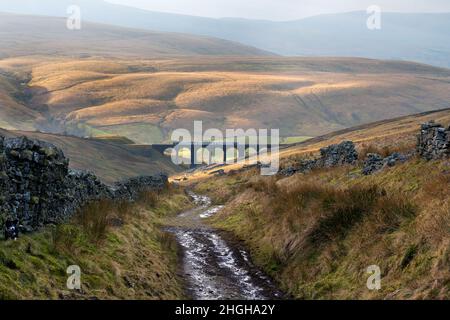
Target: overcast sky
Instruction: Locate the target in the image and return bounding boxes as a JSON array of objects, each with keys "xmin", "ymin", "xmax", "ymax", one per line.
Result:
[{"xmin": 105, "ymin": 0, "xmax": 450, "ymax": 20}]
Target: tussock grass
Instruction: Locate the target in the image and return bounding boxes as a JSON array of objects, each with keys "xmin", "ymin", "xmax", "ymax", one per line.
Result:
[
  {"xmin": 138, "ymin": 191, "xmax": 160, "ymax": 209},
  {"xmin": 359, "ymin": 144, "xmax": 393, "ymax": 159},
  {"xmin": 307, "ymin": 185, "xmax": 382, "ymax": 244},
  {"xmin": 0, "ymin": 184, "xmax": 192, "ymax": 300},
  {"xmin": 75, "ymin": 200, "xmax": 114, "ymax": 243},
  {"xmin": 201, "ymin": 158, "xmax": 449, "ymax": 299},
  {"xmin": 358, "ymin": 141, "xmax": 417, "ymax": 160}
]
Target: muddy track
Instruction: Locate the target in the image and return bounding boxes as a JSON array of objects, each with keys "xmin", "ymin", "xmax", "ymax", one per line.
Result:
[{"xmin": 165, "ymin": 192, "xmax": 283, "ymax": 300}]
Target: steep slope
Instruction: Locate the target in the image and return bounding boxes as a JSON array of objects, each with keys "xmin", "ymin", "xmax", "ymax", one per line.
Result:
[
  {"xmin": 0, "ymin": 13, "xmax": 272, "ymax": 59},
  {"xmin": 19, "ymin": 57, "xmax": 450, "ymax": 142},
  {"xmin": 1, "ymin": 1, "xmax": 449, "ymax": 67}
]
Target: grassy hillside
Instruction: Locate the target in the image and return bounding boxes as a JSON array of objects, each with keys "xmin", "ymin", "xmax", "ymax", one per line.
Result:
[
  {"xmin": 0, "ymin": 128, "xmax": 180, "ymax": 184},
  {"xmin": 1, "ymin": 56, "xmax": 448, "ymax": 143},
  {"xmin": 187, "ymin": 110, "xmax": 450, "ymax": 300},
  {"xmin": 0, "ymin": 12, "xmax": 271, "ymax": 59},
  {"xmin": 179, "ymin": 108, "xmax": 450, "ymax": 181},
  {"xmin": 195, "ymin": 160, "xmax": 449, "ymax": 299},
  {"xmin": 0, "ymin": 189, "xmax": 192, "ymax": 299}
]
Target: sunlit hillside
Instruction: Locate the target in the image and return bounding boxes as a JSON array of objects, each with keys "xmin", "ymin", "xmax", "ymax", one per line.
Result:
[{"xmin": 4, "ymin": 56, "xmax": 448, "ymax": 143}]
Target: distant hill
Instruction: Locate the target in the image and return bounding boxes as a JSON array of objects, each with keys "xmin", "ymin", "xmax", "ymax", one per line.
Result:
[
  {"xmin": 1, "ymin": 1, "xmax": 449, "ymax": 67},
  {"xmin": 0, "ymin": 12, "xmax": 272, "ymax": 59},
  {"xmin": 1, "ymin": 56, "xmax": 449, "ymax": 143}
]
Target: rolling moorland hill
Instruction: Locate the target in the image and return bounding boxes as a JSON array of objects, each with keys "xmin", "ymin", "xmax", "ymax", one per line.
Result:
[
  {"xmin": 0, "ymin": 13, "xmax": 271, "ymax": 59},
  {"xmin": 1, "ymin": 56, "xmax": 449, "ymax": 143},
  {"xmin": 1, "ymin": 1, "xmax": 450, "ymax": 67}
]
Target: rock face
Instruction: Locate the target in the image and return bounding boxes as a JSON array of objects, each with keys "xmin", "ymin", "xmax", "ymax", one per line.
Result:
[
  {"xmin": 362, "ymin": 152, "xmax": 408, "ymax": 175},
  {"xmin": 0, "ymin": 135, "xmax": 167, "ymax": 233},
  {"xmin": 280, "ymin": 141, "xmax": 358, "ymax": 176},
  {"xmin": 417, "ymin": 121, "xmax": 450, "ymax": 160}
]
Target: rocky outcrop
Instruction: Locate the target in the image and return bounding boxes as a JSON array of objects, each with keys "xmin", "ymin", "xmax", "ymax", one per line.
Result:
[
  {"xmin": 0, "ymin": 135, "xmax": 167, "ymax": 234},
  {"xmin": 280, "ymin": 141, "xmax": 358, "ymax": 176},
  {"xmin": 417, "ymin": 121, "xmax": 450, "ymax": 160},
  {"xmin": 362, "ymin": 152, "xmax": 408, "ymax": 175}
]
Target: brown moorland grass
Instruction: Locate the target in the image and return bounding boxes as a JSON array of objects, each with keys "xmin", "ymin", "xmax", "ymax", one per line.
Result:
[
  {"xmin": 0, "ymin": 186, "xmax": 192, "ymax": 300},
  {"xmin": 195, "ymin": 157, "xmax": 449, "ymax": 300},
  {"xmin": 182, "ymin": 112, "xmax": 450, "ymax": 300}
]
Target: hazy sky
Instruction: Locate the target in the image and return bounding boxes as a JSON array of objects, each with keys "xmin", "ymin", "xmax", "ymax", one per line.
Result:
[{"xmin": 106, "ymin": 0, "xmax": 450, "ymax": 20}]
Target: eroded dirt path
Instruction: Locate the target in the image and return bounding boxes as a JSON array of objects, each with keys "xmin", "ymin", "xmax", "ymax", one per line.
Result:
[{"xmin": 165, "ymin": 192, "xmax": 282, "ymax": 300}]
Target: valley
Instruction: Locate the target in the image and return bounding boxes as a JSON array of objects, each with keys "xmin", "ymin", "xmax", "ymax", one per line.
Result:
[{"xmin": 1, "ymin": 107, "xmax": 447, "ymax": 300}]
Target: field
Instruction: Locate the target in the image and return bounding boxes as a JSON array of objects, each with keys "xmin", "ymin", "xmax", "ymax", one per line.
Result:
[{"xmin": 173, "ymin": 108, "xmax": 450, "ymax": 181}]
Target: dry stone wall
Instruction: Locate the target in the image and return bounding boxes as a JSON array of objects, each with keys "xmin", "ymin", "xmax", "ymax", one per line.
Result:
[
  {"xmin": 0, "ymin": 135, "xmax": 167, "ymax": 233},
  {"xmin": 280, "ymin": 141, "xmax": 358, "ymax": 176},
  {"xmin": 417, "ymin": 121, "xmax": 450, "ymax": 160}
]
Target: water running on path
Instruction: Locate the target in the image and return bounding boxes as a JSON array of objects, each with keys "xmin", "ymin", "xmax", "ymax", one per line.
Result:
[{"xmin": 165, "ymin": 191, "xmax": 282, "ymax": 300}]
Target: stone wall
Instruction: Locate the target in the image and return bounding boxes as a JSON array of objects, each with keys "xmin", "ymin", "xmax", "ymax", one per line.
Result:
[
  {"xmin": 112, "ymin": 175, "xmax": 168, "ymax": 201},
  {"xmin": 280, "ymin": 121, "xmax": 450, "ymax": 177},
  {"xmin": 417, "ymin": 121, "xmax": 450, "ymax": 160},
  {"xmin": 0, "ymin": 135, "xmax": 168, "ymax": 233},
  {"xmin": 362, "ymin": 152, "xmax": 408, "ymax": 175},
  {"xmin": 280, "ymin": 141, "xmax": 358, "ymax": 176},
  {"xmin": 317, "ymin": 141, "xmax": 358, "ymax": 168}
]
